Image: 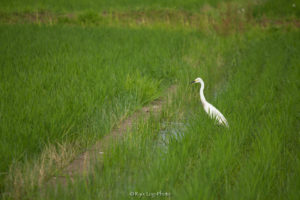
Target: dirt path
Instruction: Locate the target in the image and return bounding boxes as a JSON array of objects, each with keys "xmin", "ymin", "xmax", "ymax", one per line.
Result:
[
  {"xmin": 1, "ymin": 10, "xmax": 299, "ymax": 31},
  {"xmin": 48, "ymin": 85, "xmax": 177, "ymax": 185}
]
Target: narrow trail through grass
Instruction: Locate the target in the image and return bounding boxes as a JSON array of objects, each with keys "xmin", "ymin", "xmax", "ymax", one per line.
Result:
[{"xmin": 48, "ymin": 85, "xmax": 177, "ymax": 185}]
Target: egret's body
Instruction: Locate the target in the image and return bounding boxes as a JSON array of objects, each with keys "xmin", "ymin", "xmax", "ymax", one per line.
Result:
[{"xmin": 192, "ymin": 77, "xmax": 229, "ymax": 127}]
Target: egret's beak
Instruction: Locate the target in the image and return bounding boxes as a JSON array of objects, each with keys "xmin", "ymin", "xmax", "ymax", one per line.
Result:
[{"xmin": 190, "ymin": 80, "xmax": 196, "ymax": 84}]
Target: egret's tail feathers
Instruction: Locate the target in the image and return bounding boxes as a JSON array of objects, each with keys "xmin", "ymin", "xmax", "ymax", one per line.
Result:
[{"xmin": 216, "ymin": 116, "xmax": 229, "ymax": 127}]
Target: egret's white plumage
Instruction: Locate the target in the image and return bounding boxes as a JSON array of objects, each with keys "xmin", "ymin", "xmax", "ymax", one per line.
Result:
[{"xmin": 192, "ymin": 77, "xmax": 229, "ymax": 127}]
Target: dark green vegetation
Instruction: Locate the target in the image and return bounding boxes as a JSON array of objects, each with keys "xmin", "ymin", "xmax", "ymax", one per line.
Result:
[
  {"xmin": 0, "ymin": 0, "xmax": 299, "ymax": 199},
  {"xmin": 0, "ymin": 0, "xmax": 232, "ymax": 12},
  {"xmin": 252, "ymin": 0, "xmax": 300, "ymax": 18}
]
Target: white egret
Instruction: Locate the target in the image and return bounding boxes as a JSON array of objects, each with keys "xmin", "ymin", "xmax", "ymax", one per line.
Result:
[{"xmin": 191, "ymin": 77, "xmax": 229, "ymax": 127}]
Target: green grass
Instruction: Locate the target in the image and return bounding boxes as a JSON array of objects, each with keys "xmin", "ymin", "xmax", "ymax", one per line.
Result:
[
  {"xmin": 0, "ymin": 25, "xmax": 188, "ymax": 190},
  {"xmin": 27, "ymin": 29, "xmax": 299, "ymax": 200}
]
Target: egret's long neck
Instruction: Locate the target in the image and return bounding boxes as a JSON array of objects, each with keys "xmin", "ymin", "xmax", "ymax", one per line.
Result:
[{"xmin": 199, "ymin": 79, "xmax": 206, "ymax": 104}]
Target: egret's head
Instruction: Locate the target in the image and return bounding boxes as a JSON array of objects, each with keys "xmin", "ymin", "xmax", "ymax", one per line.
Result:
[{"xmin": 191, "ymin": 77, "xmax": 202, "ymax": 84}]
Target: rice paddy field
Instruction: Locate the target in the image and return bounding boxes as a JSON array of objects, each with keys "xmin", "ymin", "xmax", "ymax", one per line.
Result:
[{"xmin": 0, "ymin": 0, "xmax": 299, "ymax": 199}]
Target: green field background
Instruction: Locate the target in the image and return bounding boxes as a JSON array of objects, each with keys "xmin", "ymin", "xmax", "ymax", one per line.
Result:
[{"xmin": 0, "ymin": 0, "xmax": 299, "ymax": 199}]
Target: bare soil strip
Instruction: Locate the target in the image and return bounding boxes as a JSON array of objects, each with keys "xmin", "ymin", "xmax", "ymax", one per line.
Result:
[
  {"xmin": 1, "ymin": 10, "xmax": 299, "ymax": 32},
  {"xmin": 48, "ymin": 85, "xmax": 177, "ymax": 186}
]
